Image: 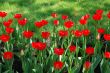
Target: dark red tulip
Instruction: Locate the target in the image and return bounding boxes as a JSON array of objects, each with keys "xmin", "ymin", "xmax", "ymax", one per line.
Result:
[
  {"xmin": 3, "ymin": 51, "xmax": 13, "ymax": 60},
  {"xmin": 32, "ymin": 42, "xmax": 46, "ymax": 51},
  {"xmin": 54, "ymin": 61, "xmax": 64, "ymax": 69},
  {"xmin": 84, "ymin": 61, "xmax": 91, "ymax": 69},
  {"xmin": 64, "ymin": 20, "xmax": 74, "ymax": 28},
  {"xmin": 41, "ymin": 31, "xmax": 50, "ymax": 39},
  {"xmin": 54, "ymin": 48, "xmax": 64, "ymax": 55},
  {"xmin": 23, "ymin": 30, "xmax": 34, "ymax": 38},
  {"xmin": 59, "ymin": 30, "xmax": 68, "ymax": 37},
  {"xmin": 69, "ymin": 45, "xmax": 76, "ymax": 53},
  {"xmin": 86, "ymin": 47, "xmax": 94, "ymax": 55}
]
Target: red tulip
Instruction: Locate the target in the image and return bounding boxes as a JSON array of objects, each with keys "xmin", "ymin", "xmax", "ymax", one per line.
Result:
[
  {"xmin": 53, "ymin": 20, "xmax": 59, "ymax": 26},
  {"xmin": 64, "ymin": 20, "xmax": 74, "ymax": 28},
  {"xmin": 96, "ymin": 9, "xmax": 103, "ymax": 15},
  {"xmin": 3, "ymin": 19, "xmax": 13, "ymax": 27},
  {"xmin": 41, "ymin": 31, "xmax": 50, "ymax": 39},
  {"xmin": 54, "ymin": 61, "xmax": 64, "ymax": 69},
  {"xmin": 69, "ymin": 45, "xmax": 76, "ymax": 53},
  {"xmin": 74, "ymin": 30, "xmax": 82, "ymax": 37},
  {"xmin": 104, "ymin": 52, "xmax": 110, "ymax": 59},
  {"xmin": 0, "ymin": 34, "xmax": 10, "ymax": 42},
  {"xmin": 6, "ymin": 27, "xmax": 14, "ymax": 34},
  {"xmin": 104, "ymin": 34, "xmax": 110, "ymax": 41},
  {"xmin": 23, "ymin": 30, "xmax": 34, "ymax": 38},
  {"xmin": 35, "ymin": 20, "xmax": 48, "ymax": 28},
  {"xmin": 18, "ymin": 18, "xmax": 27, "ymax": 26},
  {"xmin": 86, "ymin": 47, "xmax": 94, "ymax": 55},
  {"xmin": 14, "ymin": 13, "xmax": 22, "ymax": 19},
  {"xmin": 54, "ymin": 48, "xmax": 64, "ymax": 55},
  {"xmin": 0, "ymin": 11, "xmax": 7, "ymax": 18},
  {"xmin": 83, "ymin": 14, "xmax": 90, "ymax": 20},
  {"xmin": 3, "ymin": 51, "xmax": 13, "ymax": 60},
  {"xmin": 59, "ymin": 30, "xmax": 68, "ymax": 37},
  {"xmin": 92, "ymin": 13, "xmax": 102, "ymax": 21},
  {"xmin": 82, "ymin": 29, "xmax": 90, "ymax": 36},
  {"xmin": 107, "ymin": 11, "xmax": 110, "ymax": 19},
  {"xmin": 79, "ymin": 18, "xmax": 87, "ymax": 25},
  {"xmin": 62, "ymin": 14, "xmax": 68, "ymax": 20},
  {"xmin": 35, "ymin": 21, "xmax": 43, "ymax": 28},
  {"xmin": 84, "ymin": 61, "xmax": 91, "ymax": 69},
  {"xmin": 41, "ymin": 19, "xmax": 48, "ymax": 25},
  {"xmin": 107, "ymin": 12, "xmax": 110, "ymax": 19},
  {"xmin": 32, "ymin": 42, "xmax": 46, "ymax": 50},
  {"xmin": 97, "ymin": 28, "xmax": 105, "ymax": 34},
  {"xmin": 51, "ymin": 13, "xmax": 57, "ymax": 18}
]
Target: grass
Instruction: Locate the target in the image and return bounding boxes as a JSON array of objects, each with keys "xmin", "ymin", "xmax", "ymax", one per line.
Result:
[{"xmin": 0, "ymin": 0, "xmax": 110, "ymax": 34}]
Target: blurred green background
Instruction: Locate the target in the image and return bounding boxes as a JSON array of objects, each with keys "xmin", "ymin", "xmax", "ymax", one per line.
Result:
[{"xmin": 0, "ymin": 0, "xmax": 110, "ymax": 32}]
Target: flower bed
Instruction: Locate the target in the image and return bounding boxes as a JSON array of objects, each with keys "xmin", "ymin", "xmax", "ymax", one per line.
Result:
[{"xmin": 0, "ymin": 9, "xmax": 110, "ymax": 73}]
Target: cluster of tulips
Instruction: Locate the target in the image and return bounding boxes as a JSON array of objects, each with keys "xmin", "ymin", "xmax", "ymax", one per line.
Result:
[{"xmin": 0, "ymin": 9, "xmax": 110, "ymax": 73}]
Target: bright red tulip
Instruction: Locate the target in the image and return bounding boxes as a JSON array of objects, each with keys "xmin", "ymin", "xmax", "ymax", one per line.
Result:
[
  {"xmin": 41, "ymin": 19, "xmax": 48, "ymax": 25},
  {"xmin": 86, "ymin": 47, "xmax": 94, "ymax": 55},
  {"xmin": 107, "ymin": 11, "xmax": 110, "ymax": 19},
  {"xmin": 74, "ymin": 30, "xmax": 82, "ymax": 37},
  {"xmin": 79, "ymin": 18, "xmax": 87, "ymax": 25},
  {"xmin": 54, "ymin": 48, "xmax": 64, "ymax": 55},
  {"xmin": 96, "ymin": 9, "xmax": 103, "ymax": 15},
  {"xmin": 64, "ymin": 20, "xmax": 74, "ymax": 28},
  {"xmin": 3, "ymin": 19, "xmax": 13, "ymax": 27},
  {"xmin": 104, "ymin": 34, "xmax": 110, "ymax": 41},
  {"xmin": 83, "ymin": 14, "xmax": 90, "ymax": 20},
  {"xmin": 14, "ymin": 13, "xmax": 22, "ymax": 19},
  {"xmin": 3, "ymin": 51, "xmax": 13, "ymax": 60},
  {"xmin": 23, "ymin": 30, "xmax": 34, "ymax": 38},
  {"xmin": 59, "ymin": 30, "xmax": 68, "ymax": 37},
  {"xmin": 53, "ymin": 20, "xmax": 59, "ymax": 26},
  {"xmin": 18, "ymin": 18, "xmax": 27, "ymax": 26},
  {"xmin": 0, "ymin": 11, "xmax": 7, "ymax": 18},
  {"xmin": 97, "ymin": 28, "xmax": 105, "ymax": 34},
  {"xmin": 84, "ymin": 61, "xmax": 91, "ymax": 69},
  {"xmin": 32, "ymin": 42, "xmax": 46, "ymax": 51},
  {"xmin": 51, "ymin": 13, "xmax": 57, "ymax": 18},
  {"xmin": 92, "ymin": 13, "xmax": 102, "ymax": 21},
  {"xmin": 62, "ymin": 14, "xmax": 68, "ymax": 20},
  {"xmin": 0, "ymin": 34, "xmax": 10, "ymax": 42},
  {"xmin": 104, "ymin": 52, "xmax": 110, "ymax": 59},
  {"xmin": 54, "ymin": 61, "xmax": 64, "ymax": 69},
  {"xmin": 6, "ymin": 27, "xmax": 14, "ymax": 34},
  {"xmin": 41, "ymin": 31, "xmax": 50, "ymax": 39},
  {"xmin": 82, "ymin": 29, "xmax": 90, "ymax": 36}
]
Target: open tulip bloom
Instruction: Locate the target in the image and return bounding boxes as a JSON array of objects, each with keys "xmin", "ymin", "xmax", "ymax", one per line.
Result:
[{"xmin": 0, "ymin": 9, "xmax": 110, "ymax": 73}]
